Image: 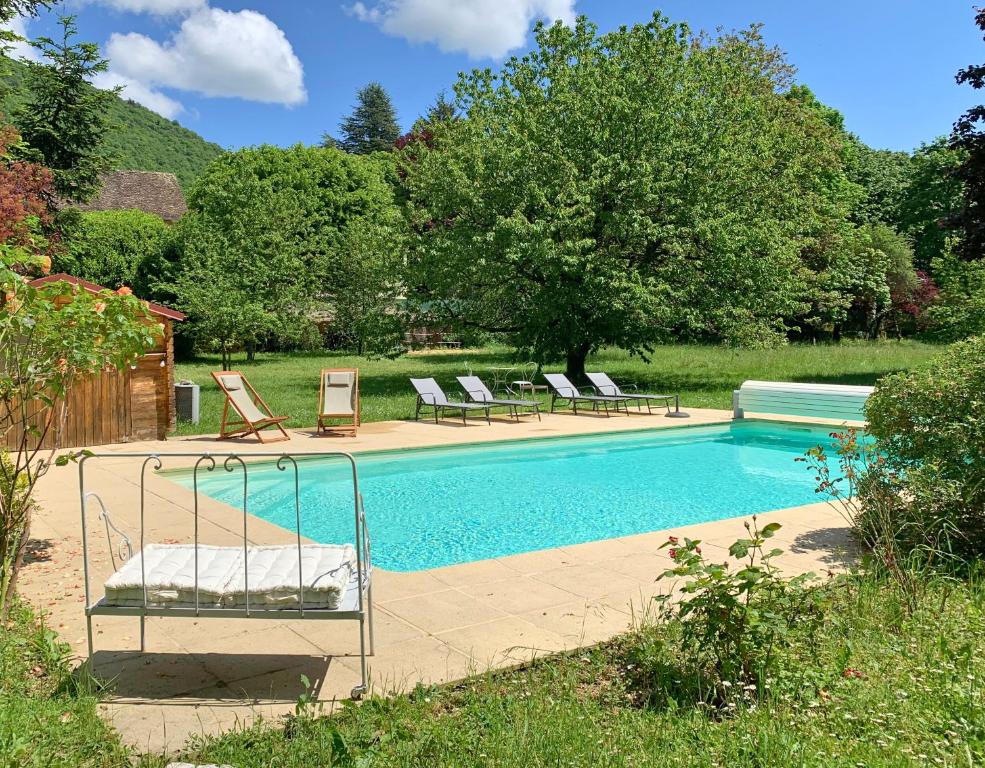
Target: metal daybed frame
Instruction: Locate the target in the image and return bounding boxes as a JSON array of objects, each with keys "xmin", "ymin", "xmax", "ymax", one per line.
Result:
[{"xmin": 79, "ymin": 451, "xmax": 374, "ymax": 699}]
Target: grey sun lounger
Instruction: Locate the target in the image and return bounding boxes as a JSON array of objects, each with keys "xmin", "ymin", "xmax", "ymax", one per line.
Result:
[
  {"xmin": 586, "ymin": 372, "xmax": 677, "ymax": 414},
  {"xmin": 411, "ymin": 377, "xmax": 491, "ymax": 425},
  {"xmin": 542, "ymin": 373, "xmax": 631, "ymax": 416},
  {"xmin": 456, "ymin": 375, "xmax": 541, "ymax": 421}
]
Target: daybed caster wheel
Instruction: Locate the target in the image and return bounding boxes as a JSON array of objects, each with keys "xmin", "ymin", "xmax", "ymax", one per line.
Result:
[{"xmin": 351, "ymin": 684, "xmax": 367, "ymax": 700}]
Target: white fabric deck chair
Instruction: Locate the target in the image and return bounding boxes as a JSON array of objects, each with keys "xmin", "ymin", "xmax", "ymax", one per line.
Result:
[
  {"xmin": 456, "ymin": 375, "xmax": 541, "ymax": 421},
  {"xmin": 213, "ymin": 371, "xmax": 290, "ymax": 443},
  {"xmin": 586, "ymin": 372, "xmax": 676, "ymax": 414},
  {"xmin": 542, "ymin": 372, "xmax": 630, "ymax": 416},
  {"xmin": 318, "ymin": 368, "xmax": 360, "ymax": 436},
  {"xmin": 411, "ymin": 377, "xmax": 491, "ymax": 425}
]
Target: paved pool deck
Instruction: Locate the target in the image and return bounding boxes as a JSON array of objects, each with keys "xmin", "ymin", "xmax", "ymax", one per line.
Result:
[{"xmin": 21, "ymin": 408, "xmax": 856, "ymax": 755}]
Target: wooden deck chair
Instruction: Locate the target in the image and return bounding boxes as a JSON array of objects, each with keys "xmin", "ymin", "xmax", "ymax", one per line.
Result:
[
  {"xmin": 318, "ymin": 368, "xmax": 360, "ymax": 436},
  {"xmin": 212, "ymin": 371, "xmax": 290, "ymax": 443}
]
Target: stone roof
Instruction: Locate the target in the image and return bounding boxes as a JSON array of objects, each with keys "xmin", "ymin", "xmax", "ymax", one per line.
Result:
[{"xmin": 75, "ymin": 171, "xmax": 187, "ymax": 222}]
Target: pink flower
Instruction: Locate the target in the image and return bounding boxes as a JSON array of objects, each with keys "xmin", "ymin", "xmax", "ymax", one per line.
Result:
[
  {"xmin": 668, "ymin": 548, "xmax": 677, "ymax": 559},
  {"xmin": 116, "ymin": 286, "xmax": 132, "ymax": 296},
  {"xmin": 695, "ymin": 546, "xmax": 701, "ymax": 554},
  {"xmin": 668, "ymin": 536, "xmax": 679, "ymax": 545}
]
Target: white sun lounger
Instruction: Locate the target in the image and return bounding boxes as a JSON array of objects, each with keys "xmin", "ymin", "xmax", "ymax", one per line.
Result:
[
  {"xmin": 456, "ymin": 375, "xmax": 541, "ymax": 421},
  {"xmin": 585, "ymin": 372, "xmax": 677, "ymax": 414},
  {"xmin": 542, "ymin": 373, "xmax": 630, "ymax": 416},
  {"xmin": 411, "ymin": 377, "xmax": 491, "ymax": 425},
  {"xmin": 80, "ymin": 451, "xmax": 374, "ymax": 699}
]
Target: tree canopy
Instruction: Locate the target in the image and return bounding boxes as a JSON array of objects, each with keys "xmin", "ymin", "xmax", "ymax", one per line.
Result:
[
  {"xmin": 950, "ymin": 7, "xmax": 985, "ymax": 262},
  {"xmin": 332, "ymin": 82, "xmax": 400, "ymax": 155},
  {"xmin": 55, "ymin": 209, "xmax": 170, "ymax": 292},
  {"xmin": 163, "ymin": 144, "xmax": 403, "ymax": 367},
  {"xmin": 12, "ymin": 15, "xmax": 115, "ymax": 202},
  {"xmin": 400, "ymin": 15, "xmax": 852, "ymax": 377}
]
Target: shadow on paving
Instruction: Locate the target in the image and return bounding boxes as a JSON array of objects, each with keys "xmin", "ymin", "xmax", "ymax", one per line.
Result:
[
  {"xmin": 23, "ymin": 538, "xmax": 55, "ymax": 564},
  {"xmin": 788, "ymin": 526, "xmax": 858, "ymax": 568},
  {"xmin": 84, "ymin": 650, "xmax": 341, "ymax": 703}
]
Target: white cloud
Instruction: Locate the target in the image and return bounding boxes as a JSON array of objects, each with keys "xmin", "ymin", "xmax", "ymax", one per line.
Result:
[
  {"xmin": 93, "ymin": 0, "xmax": 206, "ymax": 15},
  {"xmin": 92, "ymin": 70, "xmax": 184, "ymax": 119},
  {"xmin": 0, "ymin": 15, "xmax": 40, "ymax": 61},
  {"xmin": 348, "ymin": 0, "xmax": 576, "ymax": 59},
  {"xmin": 105, "ymin": 6, "xmax": 306, "ymax": 105}
]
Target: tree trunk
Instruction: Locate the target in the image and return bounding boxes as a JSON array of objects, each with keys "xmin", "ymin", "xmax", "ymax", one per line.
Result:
[
  {"xmin": 246, "ymin": 341, "xmax": 256, "ymax": 363},
  {"xmin": 2, "ymin": 501, "xmax": 32, "ymax": 620},
  {"xmin": 564, "ymin": 343, "xmax": 591, "ymax": 384}
]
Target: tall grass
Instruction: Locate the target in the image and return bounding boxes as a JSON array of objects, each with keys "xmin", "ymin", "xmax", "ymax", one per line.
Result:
[
  {"xmin": 172, "ymin": 572, "xmax": 985, "ymax": 768},
  {"xmin": 0, "ymin": 603, "xmax": 130, "ymax": 767}
]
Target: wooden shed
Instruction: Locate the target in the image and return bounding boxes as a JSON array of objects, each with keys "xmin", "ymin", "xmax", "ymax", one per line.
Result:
[{"xmin": 14, "ymin": 274, "xmax": 186, "ymax": 448}]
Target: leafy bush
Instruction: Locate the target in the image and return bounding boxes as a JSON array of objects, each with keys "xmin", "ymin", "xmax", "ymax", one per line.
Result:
[
  {"xmin": 863, "ymin": 336, "xmax": 985, "ymax": 560},
  {"xmin": 55, "ymin": 208, "xmax": 171, "ymax": 293},
  {"xmin": 1, "ymin": 250, "xmax": 159, "ymax": 612},
  {"xmin": 924, "ymin": 256, "xmax": 985, "ymax": 341},
  {"xmin": 647, "ymin": 519, "xmax": 830, "ymax": 709}
]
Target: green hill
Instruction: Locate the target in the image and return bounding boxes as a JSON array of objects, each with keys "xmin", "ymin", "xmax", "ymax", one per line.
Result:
[{"xmin": 1, "ymin": 55, "xmax": 224, "ymax": 190}]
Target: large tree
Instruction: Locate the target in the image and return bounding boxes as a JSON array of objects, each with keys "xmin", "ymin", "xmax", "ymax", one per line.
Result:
[
  {"xmin": 164, "ymin": 145, "xmax": 403, "ymax": 367},
  {"xmin": 400, "ymin": 16, "xmax": 849, "ymax": 378},
  {"xmin": 331, "ymin": 82, "xmax": 400, "ymax": 154},
  {"xmin": 13, "ymin": 15, "xmax": 115, "ymax": 202},
  {"xmin": 951, "ymin": 6, "xmax": 985, "ymax": 261},
  {"xmin": 898, "ymin": 138, "xmax": 965, "ymax": 271}
]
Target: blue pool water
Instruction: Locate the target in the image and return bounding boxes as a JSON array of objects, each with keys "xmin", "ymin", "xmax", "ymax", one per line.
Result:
[{"xmin": 169, "ymin": 421, "xmax": 838, "ymax": 571}]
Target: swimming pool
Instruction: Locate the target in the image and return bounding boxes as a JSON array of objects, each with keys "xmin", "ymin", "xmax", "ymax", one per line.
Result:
[{"xmin": 170, "ymin": 421, "xmax": 838, "ymax": 571}]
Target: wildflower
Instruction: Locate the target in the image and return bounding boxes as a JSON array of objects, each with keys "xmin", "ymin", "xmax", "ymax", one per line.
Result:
[
  {"xmin": 695, "ymin": 546, "xmax": 701, "ymax": 554},
  {"xmin": 93, "ymin": 301, "xmax": 107, "ymax": 314},
  {"xmin": 668, "ymin": 548, "xmax": 677, "ymax": 559},
  {"xmin": 842, "ymin": 668, "xmax": 864, "ymax": 679},
  {"xmin": 55, "ymin": 358, "xmax": 68, "ymax": 374},
  {"xmin": 39, "ymin": 255, "xmax": 51, "ymax": 275},
  {"xmin": 668, "ymin": 536, "xmax": 678, "ymax": 544},
  {"xmin": 116, "ymin": 286, "xmax": 133, "ymax": 296}
]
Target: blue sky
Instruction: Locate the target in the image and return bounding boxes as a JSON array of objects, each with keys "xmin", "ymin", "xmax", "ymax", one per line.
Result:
[{"xmin": 10, "ymin": 1, "xmax": 983, "ymax": 153}]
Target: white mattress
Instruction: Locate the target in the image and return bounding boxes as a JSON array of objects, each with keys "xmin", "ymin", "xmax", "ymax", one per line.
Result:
[{"xmin": 103, "ymin": 543, "xmax": 357, "ymax": 610}]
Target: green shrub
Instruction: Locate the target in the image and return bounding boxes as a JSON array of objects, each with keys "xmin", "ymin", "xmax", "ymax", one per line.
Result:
[
  {"xmin": 647, "ymin": 519, "xmax": 830, "ymax": 709},
  {"xmin": 55, "ymin": 209, "xmax": 171, "ymax": 294},
  {"xmin": 924, "ymin": 256, "xmax": 985, "ymax": 341},
  {"xmin": 864, "ymin": 336, "xmax": 985, "ymax": 559}
]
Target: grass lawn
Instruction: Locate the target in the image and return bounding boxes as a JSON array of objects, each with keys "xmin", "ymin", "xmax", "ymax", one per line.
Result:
[
  {"xmin": 0, "ymin": 603, "xmax": 130, "ymax": 767},
  {"xmin": 172, "ymin": 340, "xmax": 939, "ymax": 436},
  {"xmin": 169, "ymin": 573, "xmax": 985, "ymax": 767}
]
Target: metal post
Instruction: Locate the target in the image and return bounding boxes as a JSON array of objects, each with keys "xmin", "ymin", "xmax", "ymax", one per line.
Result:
[
  {"xmin": 666, "ymin": 394, "xmax": 691, "ymax": 419},
  {"xmin": 367, "ymin": 581, "xmax": 375, "ymax": 656},
  {"xmin": 86, "ymin": 614, "xmax": 94, "ymax": 661}
]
